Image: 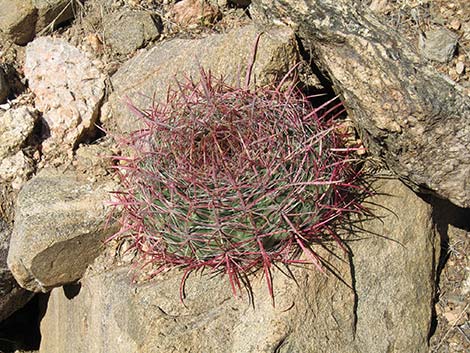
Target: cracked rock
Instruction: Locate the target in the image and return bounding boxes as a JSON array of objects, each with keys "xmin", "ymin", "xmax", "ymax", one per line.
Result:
[
  {"xmin": 7, "ymin": 170, "xmax": 116, "ymax": 292},
  {"xmin": 24, "ymin": 37, "xmax": 105, "ymax": 159}
]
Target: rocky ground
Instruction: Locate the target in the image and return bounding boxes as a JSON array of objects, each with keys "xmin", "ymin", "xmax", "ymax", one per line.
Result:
[
  {"xmin": 0, "ymin": 0, "xmax": 469, "ymax": 352},
  {"xmin": 375, "ymin": 0, "xmax": 470, "ymax": 88}
]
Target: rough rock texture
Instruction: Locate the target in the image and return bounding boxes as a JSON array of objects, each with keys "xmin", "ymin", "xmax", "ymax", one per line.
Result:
[
  {"xmin": 108, "ymin": 24, "xmax": 298, "ymax": 133},
  {"xmin": 0, "ymin": 67, "xmax": 9, "ymax": 103},
  {"xmin": 33, "ymin": 0, "xmax": 75, "ymax": 33},
  {"xmin": 0, "ymin": 107, "xmax": 37, "ymax": 159},
  {"xmin": 39, "ymin": 178, "xmax": 437, "ymax": 353},
  {"xmin": 0, "ymin": 151, "xmax": 35, "ymax": 190},
  {"xmin": 0, "ymin": 220, "xmax": 33, "ymax": 323},
  {"xmin": 350, "ymin": 177, "xmax": 438, "ymax": 352},
  {"xmin": 0, "ymin": 106, "xmax": 37, "ymax": 190},
  {"xmin": 0, "ymin": 107, "xmax": 37, "ymax": 189},
  {"xmin": 103, "ymin": 10, "xmax": 161, "ymax": 56},
  {"xmin": 420, "ymin": 28, "xmax": 459, "ymax": 63},
  {"xmin": 251, "ymin": 0, "xmax": 470, "ymax": 208},
  {"xmin": 0, "ymin": 0, "xmax": 37, "ymax": 45},
  {"xmin": 7, "ymin": 170, "xmax": 116, "ymax": 292},
  {"xmin": 73, "ymin": 141, "xmax": 116, "ymax": 178},
  {"xmin": 169, "ymin": 0, "xmax": 219, "ymax": 27},
  {"xmin": 0, "ymin": 0, "xmax": 75, "ymax": 45},
  {"xmin": 24, "ymin": 37, "xmax": 105, "ymax": 158}
]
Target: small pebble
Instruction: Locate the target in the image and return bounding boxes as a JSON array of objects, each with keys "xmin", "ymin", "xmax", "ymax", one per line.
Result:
[
  {"xmin": 456, "ymin": 61, "xmax": 465, "ymax": 75},
  {"xmin": 450, "ymin": 19, "xmax": 461, "ymax": 31},
  {"xmin": 448, "ymin": 68, "xmax": 459, "ymax": 81},
  {"xmin": 85, "ymin": 33, "xmax": 103, "ymax": 53},
  {"xmin": 443, "ymin": 308, "xmax": 467, "ymax": 326}
]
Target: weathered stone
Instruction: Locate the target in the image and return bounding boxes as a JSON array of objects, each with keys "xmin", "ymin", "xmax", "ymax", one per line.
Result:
[
  {"xmin": 0, "ymin": 151, "xmax": 35, "ymax": 190},
  {"xmin": 39, "ymin": 247, "xmax": 354, "ymax": 353},
  {"xmin": 108, "ymin": 24, "xmax": 298, "ymax": 133},
  {"xmin": 420, "ymin": 28, "xmax": 459, "ymax": 63},
  {"xmin": 24, "ymin": 37, "xmax": 105, "ymax": 158},
  {"xmin": 0, "ymin": 67, "xmax": 9, "ymax": 103},
  {"xmin": 0, "ymin": 107, "xmax": 37, "ymax": 159},
  {"xmin": 103, "ymin": 10, "xmax": 161, "ymax": 56},
  {"xmin": 39, "ymin": 178, "xmax": 437, "ymax": 353},
  {"xmin": 169, "ymin": 0, "xmax": 219, "ymax": 27},
  {"xmin": 0, "ymin": 220, "xmax": 33, "ymax": 323},
  {"xmin": 250, "ymin": 0, "xmax": 470, "ymax": 208},
  {"xmin": 33, "ymin": 0, "xmax": 76, "ymax": 33},
  {"xmin": 350, "ymin": 177, "xmax": 438, "ymax": 352},
  {"xmin": 7, "ymin": 170, "xmax": 116, "ymax": 292},
  {"xmin": 0, "ymin": 0, "xmax": 38, "ymax": 45}
]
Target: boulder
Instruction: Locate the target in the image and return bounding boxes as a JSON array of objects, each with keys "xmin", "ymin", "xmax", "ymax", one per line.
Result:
[
  {"xmin": 103, "ymin": 10, "xmax": 161, "ymax": 56},
  {"xmin": 38, "ymin": 178, "xmax": 438, "ymax": 353},
  {"xmin": 7, "ymin": 170, "xmax": 116, "ymax": 292},
  {"xmin": 24, "ymin": 37, "xmax": 105, "ymax": 159},
  {"xmin": 0, "ymin": 0, "xmax": 37, "ymax": 45},
  {"xmin": 108, "ymin": 24, "xmax": 298, "ymax": 133},
  {"xmin": 0, "ymin": 220, "xmax": 33, "ymax": 323},
  {"xmin": 40, "ymin": 246, "xmax": 355, "ymax": 353},
  {"xmin": 250, "ymin": 0, "xmax": 470, "ymax": 208}
]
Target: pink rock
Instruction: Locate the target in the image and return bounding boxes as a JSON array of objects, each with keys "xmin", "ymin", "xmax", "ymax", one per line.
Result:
[{"xmin": 24, "ymin": 37, "xmax": 105, "ymax": 157}]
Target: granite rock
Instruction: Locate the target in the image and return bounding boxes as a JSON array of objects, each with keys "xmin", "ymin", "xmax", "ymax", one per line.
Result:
[
  {"xmin": 108, "ymin": 24, "xmax": 298, "ymax": 133},
  {"xmin": 7, "ymin": 170, "xmax": 116, "ymax": 292},
  {"xmin": 103, "ymin": 10, "xmax": 161, "ymax": 56},
  {"xmin": 24, "ymin": 37, "xmax": 105, "ymax": 158},
  {"xmin": 39, "ymin": 178, "xmax": 438, "ymax": 353}
]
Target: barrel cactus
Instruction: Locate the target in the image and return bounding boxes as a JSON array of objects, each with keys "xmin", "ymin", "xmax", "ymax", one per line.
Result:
[{"xmin": 110, "ymin": 67, "xmax": 364, "ymax": 299}]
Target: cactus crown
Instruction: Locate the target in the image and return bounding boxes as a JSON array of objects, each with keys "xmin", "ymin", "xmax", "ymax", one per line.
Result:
[{"xmin": 110, "ymin": 66, "xmax": 364, "ymax": 299}]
